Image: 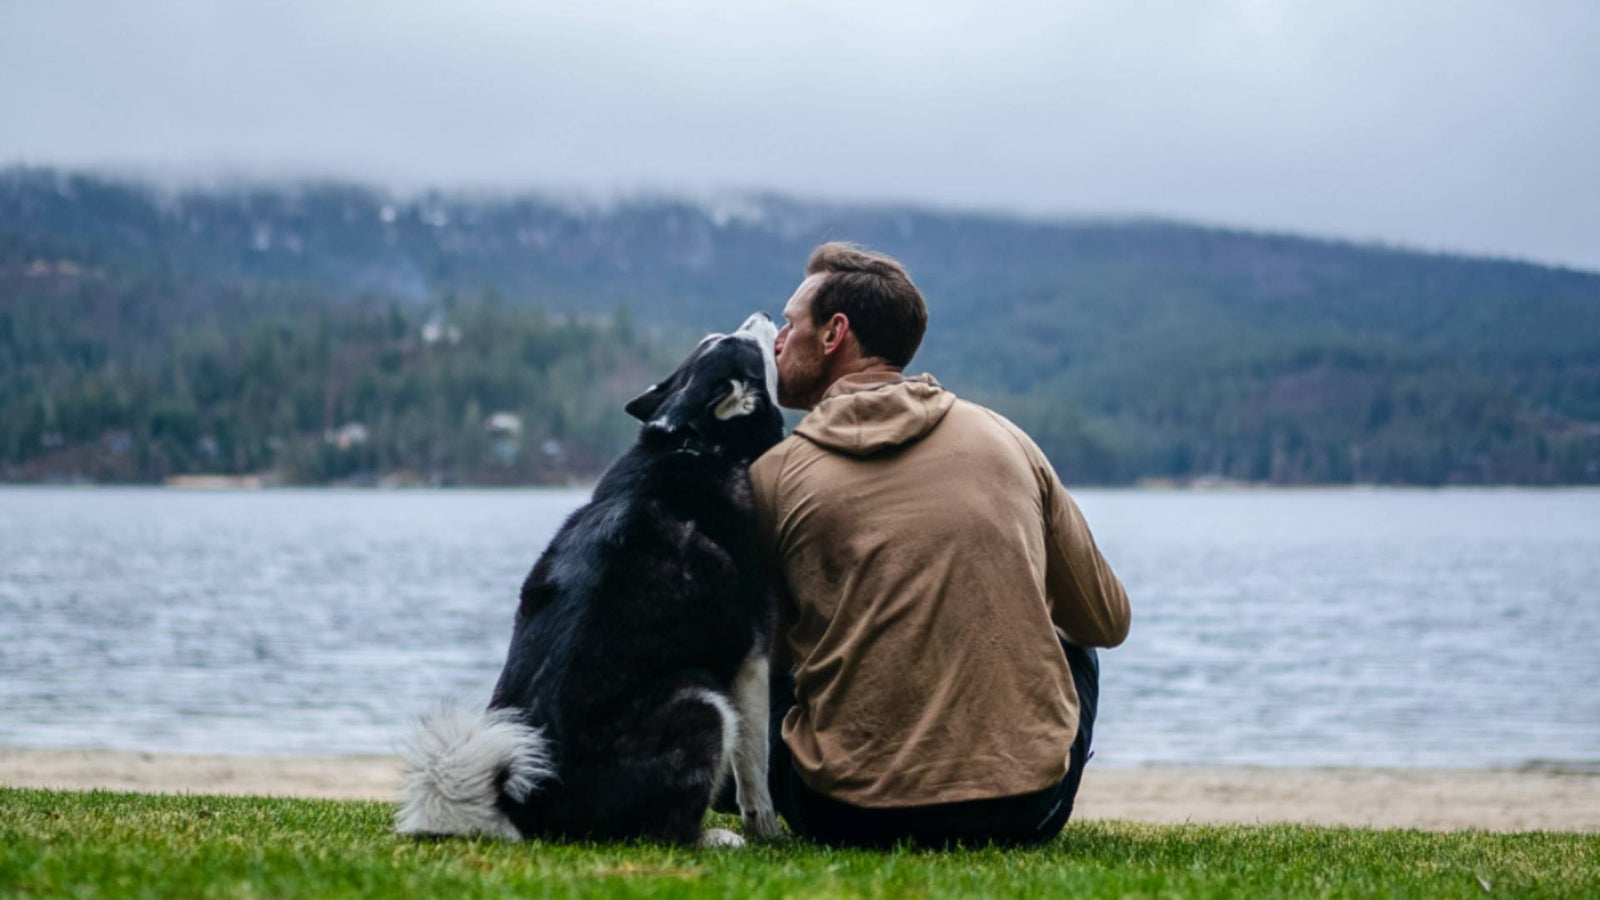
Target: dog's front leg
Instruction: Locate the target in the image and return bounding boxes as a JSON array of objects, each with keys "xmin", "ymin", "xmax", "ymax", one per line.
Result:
[{"xmin": 731, "ymin": 651, "xmax": 781, "ymax": 839}]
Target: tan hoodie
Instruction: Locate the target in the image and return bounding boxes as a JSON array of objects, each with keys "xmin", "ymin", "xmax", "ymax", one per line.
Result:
[{"xmin": 750, "ymin": 370, "xmax": 1130, "ymax": 807}]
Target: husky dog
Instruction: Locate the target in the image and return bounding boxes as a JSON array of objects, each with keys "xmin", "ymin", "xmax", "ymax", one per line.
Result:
[{"xmin": 397, "ymin": 313, "xmax": 785, "ymax": 848}]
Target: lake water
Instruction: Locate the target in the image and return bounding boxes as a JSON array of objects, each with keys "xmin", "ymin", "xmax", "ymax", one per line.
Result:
[{"xmin": 2, "ymin": 486, "xmax": 1596, "ymax": 769}]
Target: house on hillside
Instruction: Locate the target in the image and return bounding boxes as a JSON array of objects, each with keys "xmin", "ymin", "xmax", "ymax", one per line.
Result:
[{"xmin": 485, "ymin": 412, "xmax": 522, "ymax": 465}]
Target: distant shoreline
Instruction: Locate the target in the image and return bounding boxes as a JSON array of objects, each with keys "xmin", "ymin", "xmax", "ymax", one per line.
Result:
[{"xmin": 4, "ymin": 747, "xmax": 1595, "ymax": 832}]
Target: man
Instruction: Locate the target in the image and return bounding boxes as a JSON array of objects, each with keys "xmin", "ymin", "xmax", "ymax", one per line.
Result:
[{"xmin": 749, "ymin": 241, "xmax": 1130, "ymax": 847}]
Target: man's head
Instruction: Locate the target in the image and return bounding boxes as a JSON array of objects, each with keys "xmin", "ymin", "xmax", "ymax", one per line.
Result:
[{"xmin": 774, "ymin": 242, "xmax": 928, "ymax": 409}]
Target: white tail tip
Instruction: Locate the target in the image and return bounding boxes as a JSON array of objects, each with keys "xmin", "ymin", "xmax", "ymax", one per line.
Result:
[{"xmin": 395, "ymin": 701, "xmax": 553, "ymax": 840}]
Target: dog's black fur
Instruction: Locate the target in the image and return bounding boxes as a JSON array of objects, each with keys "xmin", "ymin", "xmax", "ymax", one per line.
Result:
[{"xmin": 398, "ymin": 314, "xmax": 784, "ymax": 846}]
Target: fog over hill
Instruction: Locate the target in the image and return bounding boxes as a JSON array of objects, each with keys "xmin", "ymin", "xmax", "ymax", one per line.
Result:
[{"xmin": 3, "ymin": 168, "xmax": 1598, "ymax": 485}]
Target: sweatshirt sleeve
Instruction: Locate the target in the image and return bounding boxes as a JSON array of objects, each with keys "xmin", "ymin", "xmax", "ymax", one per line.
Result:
[
  {"xmin": 748, "ymin": 445, "xmax": 785, "ymax": 568},
  {"xmin": 748, "ymin": 443, "xmax": 796, "ymax": 672},
  {"xmin": 1039, "ymin": 455, "xmax": 1132, "ymax": 648}
]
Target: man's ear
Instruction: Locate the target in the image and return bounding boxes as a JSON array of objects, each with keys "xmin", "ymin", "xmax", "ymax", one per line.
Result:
[
  {"xmin": 821, "ymin": 312, "xmax": 852, "ymax": 356},
  {"xmin": 625, "ymin": 382, "xmax": 670, "ymax": 421}
]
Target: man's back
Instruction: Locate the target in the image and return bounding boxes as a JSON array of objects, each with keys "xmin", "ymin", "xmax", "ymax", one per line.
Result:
[{"xmin": 751, "ymin": 370, "xmax": 1130, "ymax": 808}]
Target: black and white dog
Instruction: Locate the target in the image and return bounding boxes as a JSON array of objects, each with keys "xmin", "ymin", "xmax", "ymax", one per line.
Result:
[{"xmin": 397, "ymin": 313, "xmax": 785, "ymax": 847}]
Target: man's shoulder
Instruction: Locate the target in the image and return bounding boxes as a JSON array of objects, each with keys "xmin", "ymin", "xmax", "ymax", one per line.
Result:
[
  {"xmin": 945, "ymin": 397, "xmax": 1045, "ymax": 455},
  {"xmin": 749, "ymin": 434, "xmax": 806, "ymax": 492},
  {"xmin": 749, "ymin": 396, "xmax": 1045, "ymax": 475}
]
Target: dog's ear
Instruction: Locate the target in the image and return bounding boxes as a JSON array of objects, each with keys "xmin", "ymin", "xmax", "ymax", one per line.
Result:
[{"xmin": 625, "ymin": 381, "xmax": 671, "ymax": 422}]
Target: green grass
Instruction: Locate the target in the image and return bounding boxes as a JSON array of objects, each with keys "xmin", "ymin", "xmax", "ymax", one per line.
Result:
[{"xmin": 2, "ymin": 789, "xmax": 1595, "ymax": 898}]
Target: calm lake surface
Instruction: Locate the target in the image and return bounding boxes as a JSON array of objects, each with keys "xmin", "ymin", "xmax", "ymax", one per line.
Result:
[{"xmin": 2, "ymin": 486, "xmax": 1597, "ymax": 769}]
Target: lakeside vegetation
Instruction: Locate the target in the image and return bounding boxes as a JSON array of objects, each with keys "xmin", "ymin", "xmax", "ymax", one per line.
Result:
[
  {"xmin": 2, "ymin": 282, "xmax": 668, "ymax": 485},
  {"xmin": 4, "ymin": 168, "xmax": 1598, "ymax": 485},
  {"xmin": 5, "ymin": 789, "xmax": 1598, "ymax": 898}
]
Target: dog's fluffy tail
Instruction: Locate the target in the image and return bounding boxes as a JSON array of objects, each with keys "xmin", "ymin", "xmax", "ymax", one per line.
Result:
[{"xmin": 395, "ymin": 702, "xmax": 554, "ymax": 839}]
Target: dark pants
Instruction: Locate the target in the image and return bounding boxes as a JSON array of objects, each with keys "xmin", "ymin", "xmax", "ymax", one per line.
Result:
[{"xmin": 753, "ymin": 639, "xmax": 1099, "ymax": 848}]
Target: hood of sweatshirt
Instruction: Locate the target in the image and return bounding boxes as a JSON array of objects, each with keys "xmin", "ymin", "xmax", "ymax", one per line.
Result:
[{"xmin": 793, "ymin": 371, "xmax": 955, "ymax": 457}]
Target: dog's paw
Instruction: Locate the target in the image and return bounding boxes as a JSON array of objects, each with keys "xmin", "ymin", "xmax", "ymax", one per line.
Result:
[
  {"xmin": 742, "ymin": 807, "xmax": 782, "ymax": 840},
  {"xmin": 699, "ymin": 827, "xmax": 746, "ymax": 849}
]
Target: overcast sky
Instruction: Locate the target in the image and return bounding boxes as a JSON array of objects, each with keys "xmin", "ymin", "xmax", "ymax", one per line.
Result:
[{"xmin": 3, "ymin": 0, "xmax": 1597, "ymax": 269}]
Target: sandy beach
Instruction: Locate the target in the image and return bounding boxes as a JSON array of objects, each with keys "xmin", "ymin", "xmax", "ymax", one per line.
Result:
[{"xmin": 3, "ymin": 747, "xmax": 1595, "ymax": 833}]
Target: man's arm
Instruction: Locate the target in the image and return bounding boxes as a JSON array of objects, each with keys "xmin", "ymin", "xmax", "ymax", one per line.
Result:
[
  {"xmin": 749, "ymin": 446, "xmax": 795, "ymax": 673},
  {"xmin": 1040, "ymin": 462, "xmax": 1131, "ymax": 648}
]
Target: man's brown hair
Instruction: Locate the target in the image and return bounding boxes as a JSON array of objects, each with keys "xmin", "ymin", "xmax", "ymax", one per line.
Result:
[{"xmin": 805, "ymin": 242, "xmax": 928, "ymax": 368}]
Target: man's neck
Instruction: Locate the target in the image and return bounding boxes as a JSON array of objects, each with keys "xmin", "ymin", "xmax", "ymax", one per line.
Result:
[{"xmin": 814, "ymin": 359, "xmax": 902, "ymax": 405}]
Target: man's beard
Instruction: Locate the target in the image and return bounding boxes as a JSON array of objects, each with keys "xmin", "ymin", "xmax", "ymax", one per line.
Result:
[{"xmin": 777, "ymin": 353, "xmax": 825, "ymax": 410}]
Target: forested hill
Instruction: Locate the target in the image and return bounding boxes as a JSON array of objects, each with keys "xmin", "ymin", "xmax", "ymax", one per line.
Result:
[{"xmin": 3, "ymin": 167, "xmax": 1598, "ymax": 485}]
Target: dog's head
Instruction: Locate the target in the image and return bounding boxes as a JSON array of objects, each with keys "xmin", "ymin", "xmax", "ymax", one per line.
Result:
[{"xmin": 624, "ymin": 312, "xmax": 784, "ymax": 462}]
